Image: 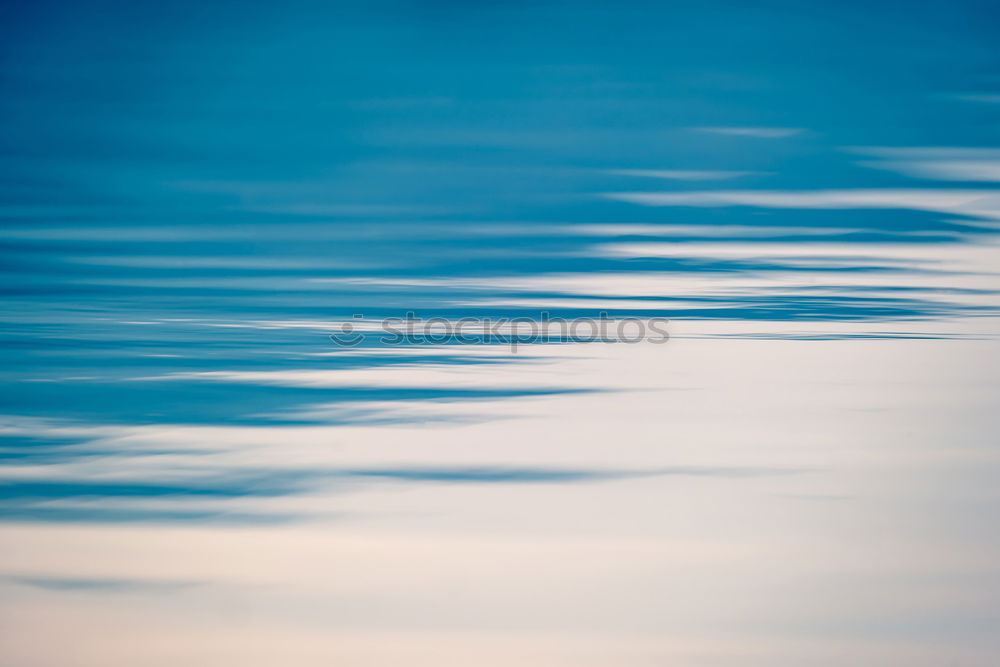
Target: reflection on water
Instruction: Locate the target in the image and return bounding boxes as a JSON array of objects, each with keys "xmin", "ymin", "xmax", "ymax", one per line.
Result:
[{"xmin": 2, "ymin": 1, "xmax": 1000, "ymax": 665}]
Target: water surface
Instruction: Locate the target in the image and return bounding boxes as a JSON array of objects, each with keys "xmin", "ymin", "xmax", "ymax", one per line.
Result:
[{"xmin": 2, "ymin": 2, "xmax": 1000, "ymax": 665}]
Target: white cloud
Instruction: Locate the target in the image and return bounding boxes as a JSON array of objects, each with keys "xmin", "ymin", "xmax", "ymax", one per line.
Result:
[
  {"xmin": 850, "ymin": 146, "xmax": 1000, "ymax": 182},
  {"xmin": 605, "ymin": 169, "xmax": 766, "ymax": 181},
  {"xmin": 603, "ymin": 189, "xmax": 1000, "ymax": 221},
  {"xmin": 693, "ymin": 126, "xmax": 804, "ymax": 138},
  {"xmin": 145, "ymin": 364, "xmax": 588, "ymax": 391},
  {"xmin": 952, "ymin": 94, "xmax": 1000, "ymax": 104}
]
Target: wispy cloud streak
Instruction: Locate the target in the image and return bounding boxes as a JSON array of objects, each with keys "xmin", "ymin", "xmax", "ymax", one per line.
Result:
[{"xmin": 604, "ymin": 189, "xmax": 1000, "ymax": 221}]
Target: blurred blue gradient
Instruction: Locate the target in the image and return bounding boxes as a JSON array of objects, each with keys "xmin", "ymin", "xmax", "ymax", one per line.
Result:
[{"xmin": 2, "ymin": 1, "xmax": 1000, "ymax": 665}]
